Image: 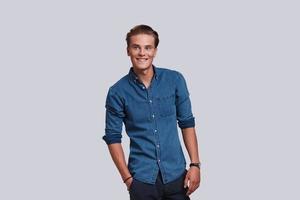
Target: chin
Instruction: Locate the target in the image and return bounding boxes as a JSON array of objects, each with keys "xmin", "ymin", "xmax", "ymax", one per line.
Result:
[{"xmin": 134, "ymin": 64, "xmax": 152, "ymax": 70}]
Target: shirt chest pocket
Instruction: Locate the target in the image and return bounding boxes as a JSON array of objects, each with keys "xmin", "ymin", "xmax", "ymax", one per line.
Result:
[{"xmin": 156, "ymin": 94, "xmax": 176, "ymax": 118}]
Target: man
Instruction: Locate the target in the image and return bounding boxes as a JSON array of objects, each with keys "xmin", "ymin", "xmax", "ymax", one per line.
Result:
[{"xmin": 103, "ymin": 24, "xmax": 201, "ymax": 200}]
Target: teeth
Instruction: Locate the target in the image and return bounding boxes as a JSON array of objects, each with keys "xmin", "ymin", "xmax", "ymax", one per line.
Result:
[{"xmin": 137, "ymin": 58, "xmax": 147, "ymax": 62}]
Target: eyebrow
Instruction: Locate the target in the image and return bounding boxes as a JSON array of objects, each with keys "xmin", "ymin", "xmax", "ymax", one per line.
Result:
[{"xmin": 130, "ymin": 44, "xmax": 154, "ymax": 48}]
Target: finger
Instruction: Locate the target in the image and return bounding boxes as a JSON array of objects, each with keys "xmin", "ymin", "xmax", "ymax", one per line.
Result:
[
  {"xmin": 189, "ymin": 179, "xmax": 200, "ymax": 194},
  {"xmin": 188, "ymin": 183, "xmax": 195, "ymax": 195},
  {"xmin": 187, "ymin": 186, "xmax": 193, "ymax": 196},
  {"xmin": 184, "ymin": 175, "xmax": 189, "ymax": 188}
]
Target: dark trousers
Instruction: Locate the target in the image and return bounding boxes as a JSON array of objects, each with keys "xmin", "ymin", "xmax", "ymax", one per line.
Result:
[{"xmin": 129, "ymin": 171, "xmax": 190, "ymax": 200}]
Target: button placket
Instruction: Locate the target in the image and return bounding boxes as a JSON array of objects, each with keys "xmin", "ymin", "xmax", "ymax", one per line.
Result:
[{"xmin": 147, "ymin": 84, "xmax": 162, "ymax": 173}]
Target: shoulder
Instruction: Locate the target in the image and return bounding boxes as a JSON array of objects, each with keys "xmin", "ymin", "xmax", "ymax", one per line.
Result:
[{"xmin": 155, "ymin": 66, "xmax": 184, "ymax": 81}]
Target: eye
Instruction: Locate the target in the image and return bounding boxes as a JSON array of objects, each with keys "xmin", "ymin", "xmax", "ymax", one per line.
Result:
[
  {"xmin": 131, "ymin": 46, "xmax": 140, "ymax": 50},
  {"xmin": 145, "ymin": 46, "xmax": 153, "ymax": 50}
]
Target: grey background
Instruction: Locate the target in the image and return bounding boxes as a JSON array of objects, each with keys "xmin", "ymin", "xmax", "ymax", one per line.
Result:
[{"xmin": 0, "ymin": 0, "xmax": 299, "ymax": 199}]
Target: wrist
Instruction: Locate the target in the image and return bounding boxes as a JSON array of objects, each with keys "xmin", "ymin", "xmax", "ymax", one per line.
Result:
[
  {"xmin": 189, "ymin": 162, "xmax": 201, "ymax": 169},
  {"xmin": 123, "ymin": 176, "xmax": 133, "ymax": 183}
]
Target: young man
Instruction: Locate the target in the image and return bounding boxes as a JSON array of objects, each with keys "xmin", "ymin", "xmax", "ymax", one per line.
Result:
[{"xmin": 103, "ymin": 25, "xmax": 201, "ymax": 200}]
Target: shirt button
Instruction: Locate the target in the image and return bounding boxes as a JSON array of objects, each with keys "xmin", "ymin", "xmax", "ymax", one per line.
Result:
[
  {"xmin": 142, "ymin": 86, "xmax": 145, "ymax": 89},
  {"xmin": 149, "ymin": 100, "xmax": 152, "ymax": 103},
  {"xmin": 158, "ymin": 159, "xmax": 160, "ymax": 162},
  {"xmin": 157, "ymin": 144, "xmax": 160, "ymax": 148},
  {"xmin": 152, "ymin": 114, "xmax": 155, "ymax": 118},
  {"xmin": 154, "ymin": 129, "xmax": 157, "ymax": 133}
]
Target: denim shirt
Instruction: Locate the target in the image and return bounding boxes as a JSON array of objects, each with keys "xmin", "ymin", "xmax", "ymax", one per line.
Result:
[{"xmin": 103, "ymin": 66, "xmax": 195, "ymax": 184}]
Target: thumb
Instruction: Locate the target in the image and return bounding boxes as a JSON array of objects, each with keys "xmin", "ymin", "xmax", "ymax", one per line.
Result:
[{"xmin": 184, "ymin": 174, "xmax": 189, "ymax": 188}]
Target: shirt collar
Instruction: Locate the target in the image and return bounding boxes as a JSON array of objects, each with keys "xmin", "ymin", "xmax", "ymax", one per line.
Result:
[{"xmin": 128, "ymin": 65, "xmax": 159, "ymax": 82}]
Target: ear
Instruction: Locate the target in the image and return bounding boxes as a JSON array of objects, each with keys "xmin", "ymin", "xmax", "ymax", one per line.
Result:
[
  {"xmin": 127, "ymin": 47, "xmax": 130, "ymax": 56},
  {"xmin": 153, "ymin": 48, "xmax": 158, "ymax": 57}
]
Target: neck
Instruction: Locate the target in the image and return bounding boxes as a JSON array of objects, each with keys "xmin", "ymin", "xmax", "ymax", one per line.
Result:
[{"xmin": 133, "ymin": 66, "xmax": 154, "ymax": 88}]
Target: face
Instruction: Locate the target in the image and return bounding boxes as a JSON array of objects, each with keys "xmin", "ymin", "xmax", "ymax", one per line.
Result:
[{"xmin": 127, "ymin": 34, "xmax": 157, "ymax": 71}]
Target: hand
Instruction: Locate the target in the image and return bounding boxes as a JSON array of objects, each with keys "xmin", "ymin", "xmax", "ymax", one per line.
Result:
[
  {"xmin": 184, "ymin": 167, "xmax": 201, "ymax": 196},
  {"xmin": 125, "ymin": 177, "xmax": 133, "ymax": 191}
]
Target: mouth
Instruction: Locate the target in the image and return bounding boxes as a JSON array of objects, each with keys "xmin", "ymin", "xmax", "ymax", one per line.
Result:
[{"xmin": 136, "ymin": 58, "xmax": 149, "ymax": 63}]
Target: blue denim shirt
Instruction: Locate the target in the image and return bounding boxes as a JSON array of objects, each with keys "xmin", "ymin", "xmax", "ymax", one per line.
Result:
[{"xmin": 103, "ymin": 66, "xmax": 195, "ymax": 184}]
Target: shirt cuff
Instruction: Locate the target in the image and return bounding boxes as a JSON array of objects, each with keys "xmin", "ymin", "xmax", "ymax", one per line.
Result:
[
  {"xmin": 178, "ymin": 117, "xmax": 195, "ymax": 129},
  {"xmin": 102, "ymin": 134, "xmax": 122, "ymax": 145}
]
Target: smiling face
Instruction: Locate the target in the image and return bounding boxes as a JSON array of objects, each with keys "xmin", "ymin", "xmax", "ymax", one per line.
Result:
[{"xmin": 127, "ymin": 34, "xmax": 157, "ymax": 72}]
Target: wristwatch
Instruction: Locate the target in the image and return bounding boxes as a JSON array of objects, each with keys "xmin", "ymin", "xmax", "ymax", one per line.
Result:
[{"xmin": 189, "ymin": 162, "xmax": 201, "ymax": 169}]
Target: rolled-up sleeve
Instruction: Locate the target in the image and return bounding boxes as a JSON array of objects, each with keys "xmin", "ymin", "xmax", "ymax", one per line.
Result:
[
  {"xmin": 103, "ymin": 88, "xmax": 125, "ymax": 145},
  {"xmin": 175, "ymin": 72, "xmax": 195, "ymax": 129}
]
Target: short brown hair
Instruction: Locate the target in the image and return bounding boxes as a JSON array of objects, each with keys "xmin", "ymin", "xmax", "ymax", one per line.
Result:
[{"xmin": 126, "ymin": 24, "xmax": 159, "ymax": 48}]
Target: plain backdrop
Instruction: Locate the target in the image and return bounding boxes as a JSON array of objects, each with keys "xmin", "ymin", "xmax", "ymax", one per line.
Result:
[{"xmin": 0, "ymin": 0, "xmax": 299, "ymax": 199}]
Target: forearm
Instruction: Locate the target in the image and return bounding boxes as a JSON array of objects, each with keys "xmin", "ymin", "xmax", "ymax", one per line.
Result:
[
  {"xmin": 182, "ymin": 127, "xmax": 200, "ymax": 163},
  {"xmin": 182, "ymin": 127, "xmax": 201, "ymax": 195},
  {"xmin": 108, "ymin": 143, "xmax": 131, "ymax": 181}
]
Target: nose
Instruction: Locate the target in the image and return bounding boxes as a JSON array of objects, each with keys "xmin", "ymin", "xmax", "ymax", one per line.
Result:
[{"xmin": 139, "ymin": 48, "xmax": 145, "ymax": 56}]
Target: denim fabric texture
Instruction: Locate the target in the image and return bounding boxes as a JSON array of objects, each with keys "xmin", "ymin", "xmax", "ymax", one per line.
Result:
[{"xmin": 103, "ymin": 66, "xmax": 195, "ymax": 184}]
